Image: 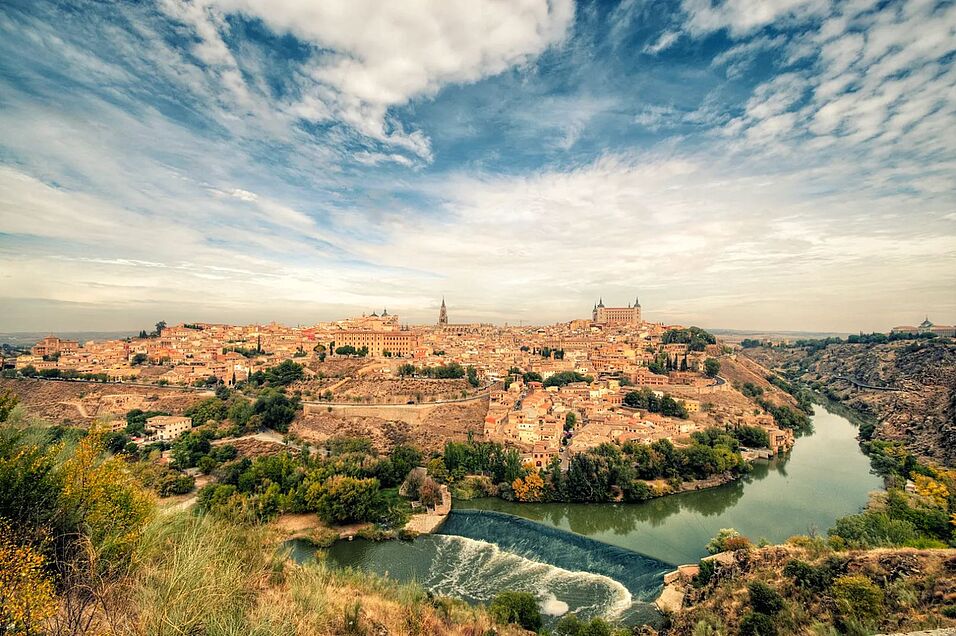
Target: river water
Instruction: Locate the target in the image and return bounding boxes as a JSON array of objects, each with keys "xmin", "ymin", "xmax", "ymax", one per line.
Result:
[{"xmin": 294, "ymin": 402, "xmax": 883, "ymax": 625}]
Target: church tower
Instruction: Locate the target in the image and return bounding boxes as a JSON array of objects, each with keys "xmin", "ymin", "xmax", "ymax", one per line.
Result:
[{"xmin": 438, "ymin": 298, "xmax": 448, "ymax": 325}]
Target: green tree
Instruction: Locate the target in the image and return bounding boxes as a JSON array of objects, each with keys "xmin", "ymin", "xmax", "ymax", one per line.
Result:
[
  {"xmin": 253, "ymin": 389, "xmax": 297, "ymax": 433},
  {"xmin": 466, "ymin": 365, "xmax": 479, "ymax": 387},
  {"xmin": 307, "ymin": 476, "xmax": 382, "ymax": 524},
  {"xmin": 185, "ymin": 397, "xmax": 227, "ymax": 427},
  {"xmin": 736, "ymin": 425, "xmax": 770, "ymax": 448},
  {"xmin": 264, "ymin": 360, "xmax": 304, "ymax": 386},
  {"xmin": 489, "ymin": 591, "xmax": 541, "ymax": 632},
  {"xmin": 704, "ymin": 358, "xmax": 721, "ymax": 378}
]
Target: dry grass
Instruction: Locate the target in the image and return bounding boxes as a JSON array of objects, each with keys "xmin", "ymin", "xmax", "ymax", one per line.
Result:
[{"xmin": 115, "ymin": 512, "xmax": 521, "ymax": 636}]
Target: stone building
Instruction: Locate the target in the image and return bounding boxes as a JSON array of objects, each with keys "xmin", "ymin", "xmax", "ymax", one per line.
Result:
[{"xmin": 592, "ymin": 297, "xmax": 642, "ymax": 325}]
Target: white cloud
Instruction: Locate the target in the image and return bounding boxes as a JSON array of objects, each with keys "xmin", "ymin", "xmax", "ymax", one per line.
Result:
[
  {"xmin": 681, "ymin": 0, "xmax": 830, "ymax": 37},
  {"xmin": 644, "ymin": 31, "xmax": 680, "ymax": 54},
  {"xmin": 160, "ymin": 0, "xmax": 574, "ymax": 160}
]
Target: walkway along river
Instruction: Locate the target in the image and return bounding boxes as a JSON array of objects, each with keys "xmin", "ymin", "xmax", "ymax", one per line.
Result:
[{"xmin": 291, "ymin": 401, "xmax": 884, "ymax": 625}]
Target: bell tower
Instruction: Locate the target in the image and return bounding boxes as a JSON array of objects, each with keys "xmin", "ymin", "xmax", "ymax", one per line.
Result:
[{"xmin": 438, "ymin": 298, "xmax": 448, "ymax": 326}]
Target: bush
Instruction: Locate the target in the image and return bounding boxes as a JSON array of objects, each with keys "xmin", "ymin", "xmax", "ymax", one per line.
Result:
[
  {"xmin": 828, "ymin": 510, "xmax": 918, "ymax": 548},
  {"xmin": 553, "ymin": 613, "xmax": 615, "ymax": 635},
  {"xmin": 783, "ymin": 559, "xmax": 837, "ymax": 592},
  {"xmin": 489, "ymin": 591, "xmax": 541, "ymax": 632},
  {"xmin": 748, "ymin": 581, "xmax": 784, "ymax": 615},
  {"xmin": 831, "ymin": 575, "xmax": 884, "ymax": 626},
  {"xmin": 707, "ymin": 528, "xmax": 750, "ymax": 554},
  {"xmin": 692, "ymin": 559, "xmax": 716, "ymax": 588},
  {"xmin": 739, "ymin": 611, "xmax": 776, "ymax": 636}
]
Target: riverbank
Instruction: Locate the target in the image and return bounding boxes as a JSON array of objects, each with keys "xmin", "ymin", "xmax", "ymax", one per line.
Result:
[{"xmin": 454, "ymin": 403, "xmax": 882, "ymax": 565}]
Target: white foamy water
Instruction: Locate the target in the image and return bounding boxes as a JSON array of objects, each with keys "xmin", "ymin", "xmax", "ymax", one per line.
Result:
[{"xmin": 423, "ymin": 534, "xmax": 633, "ymax": 619}]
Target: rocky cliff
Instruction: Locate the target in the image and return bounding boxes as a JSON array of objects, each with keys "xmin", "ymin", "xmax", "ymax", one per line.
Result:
[{"xmin": 743, "ymin": 340, "xmax": 956, "ymax": 466}]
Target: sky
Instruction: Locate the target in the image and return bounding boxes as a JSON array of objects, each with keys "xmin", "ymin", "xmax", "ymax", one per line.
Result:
[{"xmin": 0, "ymin": 0, "xmax": 954, "ymax": 332}]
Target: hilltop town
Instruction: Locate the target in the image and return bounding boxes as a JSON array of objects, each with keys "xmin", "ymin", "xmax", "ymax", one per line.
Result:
[{"xmin": 1, "ymin": 298, "xmax": 803, "ymax": 467}]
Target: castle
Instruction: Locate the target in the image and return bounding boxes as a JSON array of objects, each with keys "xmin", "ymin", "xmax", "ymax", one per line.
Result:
[{"xmin": 592, "ymin": 297, "xmax": 642, "ymax": 325}]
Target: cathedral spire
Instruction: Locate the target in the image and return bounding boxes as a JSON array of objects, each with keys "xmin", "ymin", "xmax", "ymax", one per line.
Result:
[{"xmin": 438, "ymin": 298, "xmax": 448, "ymax": 325}]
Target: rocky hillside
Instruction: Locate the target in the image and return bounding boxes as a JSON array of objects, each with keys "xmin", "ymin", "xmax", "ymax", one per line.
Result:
[
  {"xmin": 743, "ymin": 340, "xmax": 956, "ymax": 466},
  {"xmin": 0, "ymin": 377, "xmax": 206, "ymax": 425},
  {"xmin": 668, "ymin": 542, "xmax": 956, "ymax": 635}
]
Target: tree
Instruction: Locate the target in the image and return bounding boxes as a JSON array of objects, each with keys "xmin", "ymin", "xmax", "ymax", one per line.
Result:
[
  {"xmin": 736, "ymin": 425, "xmax": 770, "ymax": 448},
  {"xmin": 307, "ymin": 476, "xmax": 382, "ymax": 524},
  {"xmin": 564, "ymin": 411, "xmax": 576, "ymax": 431},
  {"xmin": 185, "ymin": 397, "xmax": 227, "ymax": 427},
  {"xmin": 831, "ymin": 575, "xmax": 884, "ymax": 626},
  {"xmin": 154, "ymin": 320, "xmax": 166, "ymax": 337},
  {"xmin": 739, "ymin": 612, "xmax": 776, "ymax": 636},
  {"xmin": 466, "ymin": 365, "xmax": 479, "ymax": 387},
  {"xmin": 263, "ymin": 360, "xmax": 304, "ymax": 387},
  {"xmin": 512, "ymin": 469, "xmax": 545, "ymax": 502},
  {"xmin": 704, "ymin": 358, "xmax": 721, "ymax": 378},
  {"xmin": 489, "ymin": 591, "xmax": 541, "ymax": 632},
  {"xmin": 131, "ymin": 353, "xmax": 148, "ymax": 366},
  {"xmin": 419, "ymin": 477, "xmax": 443, "ymax": 508},
  {"xmin": 253, "ymin": 390, "xmax": 297, "ymax": 433},
  {"xmin": 554, "ymin": 614, "xmax": 615, "ymax": 636}
]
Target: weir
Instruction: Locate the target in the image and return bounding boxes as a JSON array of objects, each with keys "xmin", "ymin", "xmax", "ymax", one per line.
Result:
[{"xmin": 439, "ymin": 509, "xmax": 673, "ymax": 600}]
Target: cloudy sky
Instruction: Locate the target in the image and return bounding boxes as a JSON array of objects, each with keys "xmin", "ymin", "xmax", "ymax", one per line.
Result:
[{"xmin": 1, "ymin": 0, "xmax": 954, "ymax": 332}]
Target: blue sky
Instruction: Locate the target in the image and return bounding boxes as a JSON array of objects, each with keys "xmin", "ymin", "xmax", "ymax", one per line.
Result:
[{"xmin": 0, "ymin": 0, "xmax": 954, "ymax": 332}]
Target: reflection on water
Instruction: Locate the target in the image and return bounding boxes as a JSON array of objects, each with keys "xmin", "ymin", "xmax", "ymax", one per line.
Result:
[{"xmin": 455, "ymin": 402, "xmax": 883, "ymax": 564}]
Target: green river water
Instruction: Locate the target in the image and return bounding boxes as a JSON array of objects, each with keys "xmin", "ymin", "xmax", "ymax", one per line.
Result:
[{"xmin": 294, "ymin": 402, "xmax": 883, "ymax": 625}]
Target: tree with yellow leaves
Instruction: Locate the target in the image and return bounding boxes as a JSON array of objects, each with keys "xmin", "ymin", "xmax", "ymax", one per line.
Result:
[
  {"xmin": 512, "ymin": 466, "xmax": 544, "ymax": 502},
  {"xmin": 912, "ymin": 474, "xmax": 949, "ymax": 508}
]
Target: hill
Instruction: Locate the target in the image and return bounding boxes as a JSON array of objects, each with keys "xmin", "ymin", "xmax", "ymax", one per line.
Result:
[{"xmin": 742, "ymin": 339, "xmax": 956, "ymax": 467}]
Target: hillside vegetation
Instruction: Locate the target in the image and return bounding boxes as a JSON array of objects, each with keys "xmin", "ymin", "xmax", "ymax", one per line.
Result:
[
  {"xmin": 0, "ymin": 420, "xmax": 522, "ymax": 636},
  {"xmin": 669, "ymin": 540, "xmax": 956, "ymax": 635}
]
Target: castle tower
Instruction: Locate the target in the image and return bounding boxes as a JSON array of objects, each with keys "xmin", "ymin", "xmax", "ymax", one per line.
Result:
[{"xmin": 438, "ymin": 298, "xmax": 448, "ymax": 326}]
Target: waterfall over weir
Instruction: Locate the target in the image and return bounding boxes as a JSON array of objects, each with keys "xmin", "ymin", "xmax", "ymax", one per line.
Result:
[{"xmin": 311, "ymin": 509, "xmax": 673, "ymax": 626}]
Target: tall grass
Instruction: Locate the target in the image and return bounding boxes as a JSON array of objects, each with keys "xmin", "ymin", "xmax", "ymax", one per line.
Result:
[
  {"xmin": 127, "ymin": 512, "xmax": 273, "ymax": 636},
  {"xmin": 120, "ymin": 512, "xmax": 515, "ymax": 636}
]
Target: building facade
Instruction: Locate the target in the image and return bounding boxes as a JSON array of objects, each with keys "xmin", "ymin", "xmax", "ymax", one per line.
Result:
[
  {"xmin": 334, "ymin": 330, "xmax": 421, "ymax": 357},
  {"xmin": 592, "ymin": 297, "xmax": 642, "ymax": 325}
]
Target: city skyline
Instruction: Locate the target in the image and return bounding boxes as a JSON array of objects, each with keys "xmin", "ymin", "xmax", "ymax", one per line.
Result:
[{"xmin": 1, "ymin": 0, "xmax": 955, "ymax": 332}]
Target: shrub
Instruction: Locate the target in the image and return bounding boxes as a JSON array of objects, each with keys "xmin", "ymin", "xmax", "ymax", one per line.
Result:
[
  {"xmin": 783, "ymin": 559, "xmax": 836, "ymax": 592},
  {"xmin": 693, "ymin": 559, "xmax": 716, "ymax": 588},
  {"xmin": 828, "ymin": 510, "xmax": 917, "ymax": 548},
  {"xmin": 748, "ymin": 581, "xmax": 784, "ymax": 615},
  {"xmin": 554, "ymin": 613, "xmax": 615, "ymax": 636},
  {"xmin": 253, "ymin": 389, "xmax": 297, "ymax": 432},
  {"xmin": 489, "ymin": 591, "xmax": 541, "ymax": 631},
  {"xmin": 707, "ymin": 528, "xmax": 747, "ymax": 554},
  {"xmin": 831, "ymin": 575, "xmax": 884, "ymax": 626},
  {"xmin": 739, "ymin": 611, "xmax": 776, "ymax": 636}
]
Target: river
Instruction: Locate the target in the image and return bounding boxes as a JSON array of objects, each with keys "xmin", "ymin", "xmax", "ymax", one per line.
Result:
[{"xmin": 293, "ymin": 402, "xmax": 883, "ymax": 625}]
